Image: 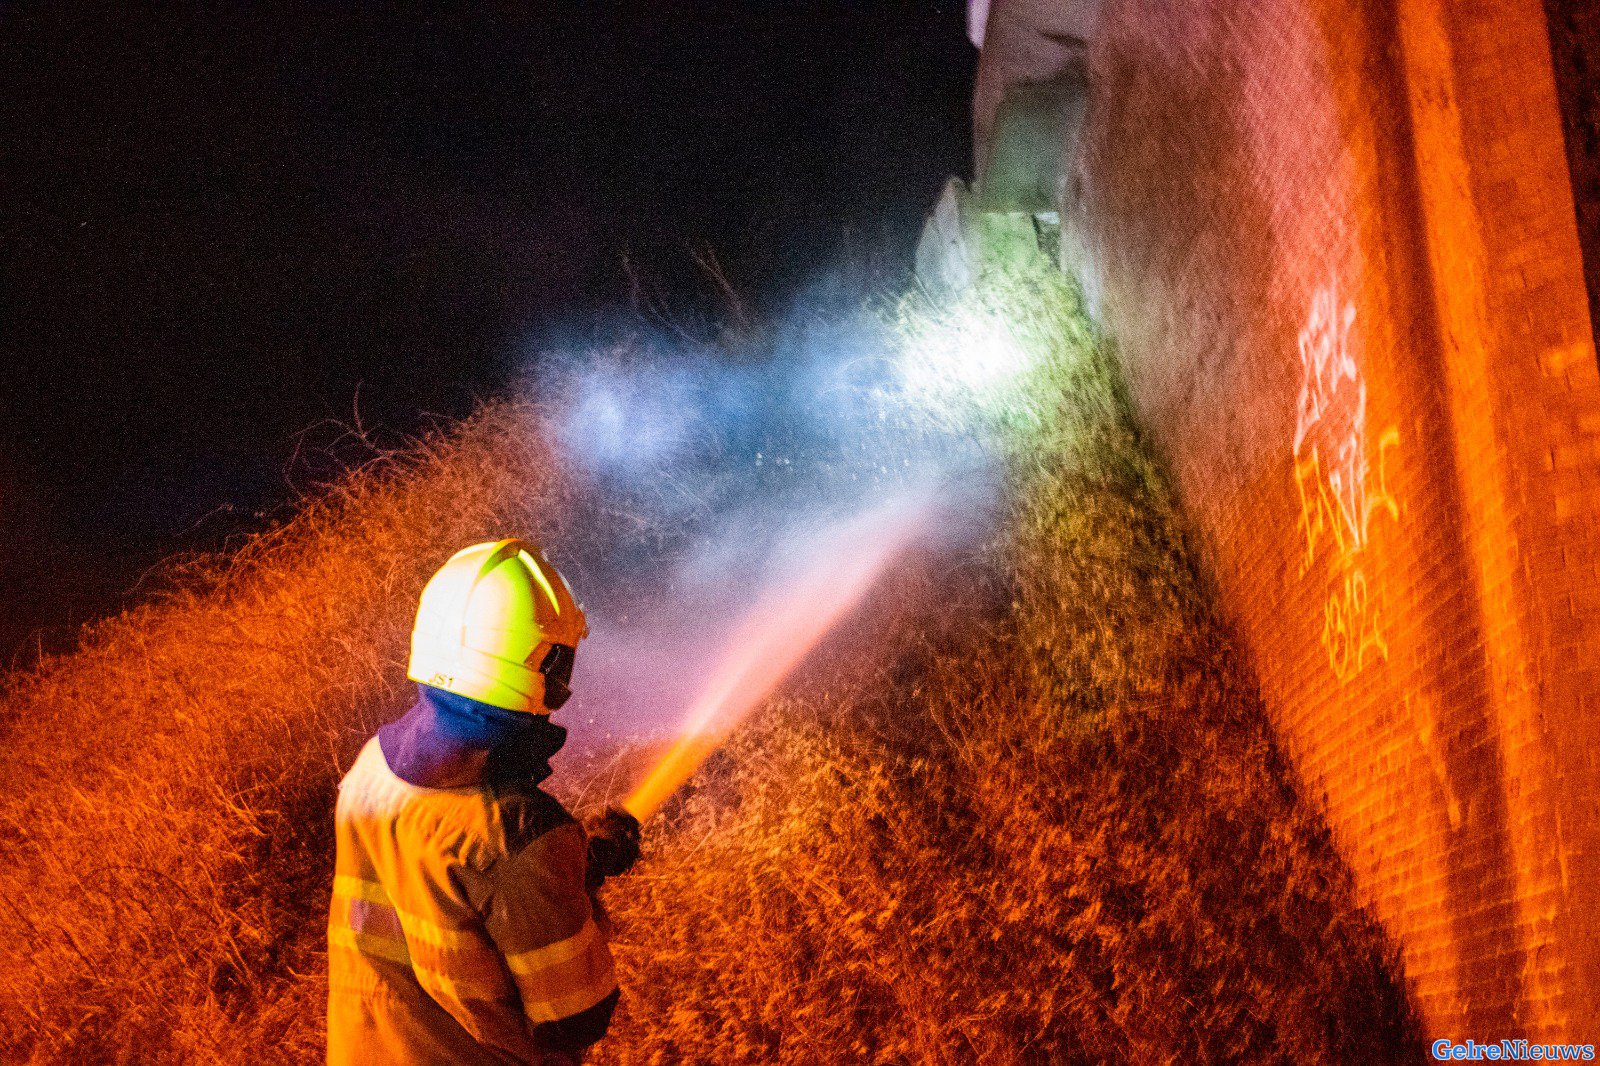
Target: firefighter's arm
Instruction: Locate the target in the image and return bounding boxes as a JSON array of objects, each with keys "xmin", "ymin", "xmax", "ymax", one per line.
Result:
[{"xmin": 483, "ymin": 821, "xmax": 620, "ymax": 1057}]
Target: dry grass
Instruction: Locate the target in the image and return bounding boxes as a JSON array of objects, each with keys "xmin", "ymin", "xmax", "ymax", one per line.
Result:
[
  {"xmin": 0, "ymin": 402, "xmax": 577, "ymax": 1062},
  {"xmin": 595, "ymin": 268, "xmax": 1420, "ymax": 1064},
  {"xmin": 0, "ymin": 266, "xmax": 1418, "ymax": 1063}
]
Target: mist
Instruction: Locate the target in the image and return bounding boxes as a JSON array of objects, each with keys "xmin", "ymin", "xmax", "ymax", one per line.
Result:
[{"xmin": 520, "ymin": 291, "xmax": 1013, "ymax": 774}]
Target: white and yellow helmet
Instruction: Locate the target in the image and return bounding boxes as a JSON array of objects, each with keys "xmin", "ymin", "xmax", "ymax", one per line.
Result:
[{"xmin": 407, "ymin": 539, "xmax": 588, "ymax": 714}]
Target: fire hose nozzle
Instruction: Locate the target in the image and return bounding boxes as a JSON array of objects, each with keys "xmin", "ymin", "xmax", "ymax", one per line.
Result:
[{"xmin": 586, "ymin": 806, "xmax": 642, "ymax": 890}]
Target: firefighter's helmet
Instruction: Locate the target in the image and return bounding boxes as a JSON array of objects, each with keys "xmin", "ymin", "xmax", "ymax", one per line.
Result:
[{"xmin": 407, "ymin": 539, "xmax": 587, "ymax": 714}]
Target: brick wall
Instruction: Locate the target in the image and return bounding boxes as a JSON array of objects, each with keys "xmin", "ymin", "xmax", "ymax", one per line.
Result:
[{"xmin": 976, "ymin": 0, "xmax": 1600, "ymax": 1041}]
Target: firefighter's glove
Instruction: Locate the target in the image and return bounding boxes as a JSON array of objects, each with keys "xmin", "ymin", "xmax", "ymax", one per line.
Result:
[{"xmin": 585, "ymin": 806, "xmax": 642, "ymax": 891}]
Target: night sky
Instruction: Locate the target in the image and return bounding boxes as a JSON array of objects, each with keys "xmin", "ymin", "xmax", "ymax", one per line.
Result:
[{"xmin": 1, "ymin": 4, "xmax": 973, "ymax": 660}]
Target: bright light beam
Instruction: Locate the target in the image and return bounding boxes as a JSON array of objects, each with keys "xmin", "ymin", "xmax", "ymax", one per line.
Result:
[{"xmin": 897, "ymin": 304, "xmax": 1033, "ymax": 405}]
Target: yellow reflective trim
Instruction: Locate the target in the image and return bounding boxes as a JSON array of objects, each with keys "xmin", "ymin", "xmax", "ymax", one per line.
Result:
[
  {"xmin": 330, "ymin": 873, "xmax": 613, "ymax": 1017},
  {"xmin": 332, "ymin": 875, "xmax": 390, "ymax": 906},
  {"xmin": 508, "ymin": 922, "xmax": 616, "ymax": 1023},
  {"xmin": 332, "ymin": 875, "xmax": 478, "ymax": 950},
  {"xmin": 519, "ymin": 955, "xmax": 617, "ymax": 1024},
  {"xmin": 397, "ymin": 912, "xmax": 480, "ymax": 951},
  {"xmin": 412, "ymin": 958, "xmax": 515, "ymax": 1005},
  {"xmin": 328, "ymin": 924, "xmax": 412, "ymax": 966},
  {"xmin": 504, "ymin": 918, "xmax": 599, "ymax": 976},
  {"xmin": 331, "ymin": 894, "xmax": 405, "ymax": 940}
]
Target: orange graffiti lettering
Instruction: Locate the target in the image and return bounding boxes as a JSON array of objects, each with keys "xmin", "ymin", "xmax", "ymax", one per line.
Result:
[
  {"xmin": 1322, "ymin": 567, "xmax": 1389, "ymax": 682},
  {"xmin": 1292, "ymin": 283, "xmax": 1403, "ymax": 683}
]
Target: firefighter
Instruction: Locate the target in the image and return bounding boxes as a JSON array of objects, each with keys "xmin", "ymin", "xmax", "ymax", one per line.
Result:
[{"xmin": 327, "ymin": 539, "xmax": 641, "ymax": 1065}]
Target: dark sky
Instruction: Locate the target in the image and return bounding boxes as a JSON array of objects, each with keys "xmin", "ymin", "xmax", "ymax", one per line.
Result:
[{"xmin": 0, "ymin": 4, "xmax": 973, "ymax": 660}]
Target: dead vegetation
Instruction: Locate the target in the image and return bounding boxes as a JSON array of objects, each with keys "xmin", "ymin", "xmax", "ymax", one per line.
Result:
[
  {"xmin": 0, "ymin": 267, "xmax": 1417, "ymax": 1063},
  {"xmin": 0, "ymin": 403, "xmax": 575, "ymax": 1062},
  {"xmin": 595, "ymin": 267, "xmax": 1419, "ymax": 1063}
]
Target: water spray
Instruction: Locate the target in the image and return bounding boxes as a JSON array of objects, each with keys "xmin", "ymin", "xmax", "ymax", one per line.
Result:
[
  {"xmin": 621, "ymin": 491, "xmax": 935, "ymax": 821},
  {"xmin": 538, "ymin": 287, "xmax": 1029, "ymax": 822}
]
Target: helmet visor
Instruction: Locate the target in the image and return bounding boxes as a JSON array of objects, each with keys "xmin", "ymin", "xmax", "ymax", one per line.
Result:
[{"xmin": 539, "ymin": 643, "xmax": 577, "ymax": 710}]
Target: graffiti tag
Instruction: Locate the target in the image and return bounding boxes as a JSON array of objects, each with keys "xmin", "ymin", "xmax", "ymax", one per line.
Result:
[{"xmin": 1292, "ymin": 283, "xmax": 1402, "ymax": 682}]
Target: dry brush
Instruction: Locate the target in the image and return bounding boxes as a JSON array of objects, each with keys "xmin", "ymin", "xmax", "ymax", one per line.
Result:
[{"xmin": 0, "ymin": 267, "xmax": 1419, "ymax": 1063}]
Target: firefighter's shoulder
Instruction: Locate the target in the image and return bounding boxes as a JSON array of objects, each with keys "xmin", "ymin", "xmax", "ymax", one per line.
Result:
[{"xmin": 489, "ymin": 779, "xmax": 582, "ymax": 862}]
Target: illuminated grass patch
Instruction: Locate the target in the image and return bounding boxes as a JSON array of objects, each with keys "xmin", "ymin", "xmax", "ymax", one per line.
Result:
[{"xmin": 597, "ymin": 266, "xmax": 1419, "ymax": 1063}]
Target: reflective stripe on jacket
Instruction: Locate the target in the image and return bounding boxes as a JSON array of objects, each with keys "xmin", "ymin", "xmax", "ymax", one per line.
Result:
[{"xmin": 327, "ymin": 737, "xmax": 618, "ymax": 1065}]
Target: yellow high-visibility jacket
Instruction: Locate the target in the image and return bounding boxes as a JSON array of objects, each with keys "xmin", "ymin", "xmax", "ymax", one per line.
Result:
[{"xmin": 327, "ymin": 737, "xmax": 618, "ymax": 1065}]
